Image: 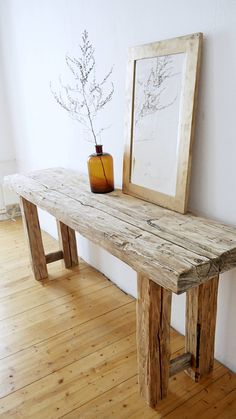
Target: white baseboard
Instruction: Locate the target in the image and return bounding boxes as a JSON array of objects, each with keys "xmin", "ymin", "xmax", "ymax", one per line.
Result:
[{"xmin": 0, "ymin": 204, "xmax": 21, "ymax": 221}]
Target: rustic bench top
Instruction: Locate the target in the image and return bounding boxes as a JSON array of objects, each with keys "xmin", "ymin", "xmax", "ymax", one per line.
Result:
[{"xmin": 5, "ymin": 167, "xmax": 236, "ymax": 294}]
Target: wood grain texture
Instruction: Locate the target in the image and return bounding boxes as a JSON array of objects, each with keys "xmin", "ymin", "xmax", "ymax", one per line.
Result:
[
  {"xmin": 5, "ymin": 168, "xmax": 236, "ymax": 294},
  {"xmin": 0, "ymin": 219, "xmax": 235, "ymax": 419},
  {"xmin": 169, "ymin": 352, "xmax": 192, "ymax": 377},
  {"xmin": 45, "ymin": 250, "xmax": 63, "ymax": 264},
  {"xmin": 185, "ymin": 275, "xmax": 219, "ymax": 381},
  {"xmin": 57, "ymin": 221, "xmax": 79, "ymax": 268},
  {"xmin": 20, "ymin": 197, "xmax": 48, "ymax": 280},
  {"xmin": 137, "ymin": 274, "xmax": 172, "ymax": 407}
]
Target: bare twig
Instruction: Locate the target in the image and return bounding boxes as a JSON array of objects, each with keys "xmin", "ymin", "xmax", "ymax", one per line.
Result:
[{"xmin": 50, "ymin": 30, "xmax": 114, "ymax": 144}]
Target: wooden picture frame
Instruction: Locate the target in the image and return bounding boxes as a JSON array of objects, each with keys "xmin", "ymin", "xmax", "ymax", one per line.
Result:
[{"xmin": 123, "ymin": 33, "xmax": 202, "ymax": 214}]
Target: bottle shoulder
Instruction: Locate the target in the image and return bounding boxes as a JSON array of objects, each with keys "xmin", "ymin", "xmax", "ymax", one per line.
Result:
[{"xmin": 88, "ymin": 152, "xmax": 112, "ymax": 159}]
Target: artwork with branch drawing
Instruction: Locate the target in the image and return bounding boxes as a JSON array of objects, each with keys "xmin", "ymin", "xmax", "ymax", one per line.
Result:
[{"xmin": 131, "ymin": 52, "xmax": 186, "ymax": 196}]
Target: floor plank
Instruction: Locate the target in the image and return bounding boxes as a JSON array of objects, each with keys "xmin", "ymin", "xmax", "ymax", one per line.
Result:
[
  {"xmin": 0, "ymin": 267, "xmax": 112, "ymax": 320},
  {"xmin": 0, "ymin": 303, "xmax": 136, "ymax": 398},
  {"xmin": 0, "ymin": 285, "xmax": 132, "ymax": 359},
  {"xmin": 0, "ymin": 335, "xmax": 137, "ymax": 418},
  {"xmin": 0, "ymin": 218, "xmax": 235, "ymax": 419}
]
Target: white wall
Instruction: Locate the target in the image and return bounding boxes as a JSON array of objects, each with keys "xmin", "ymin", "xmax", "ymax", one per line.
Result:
[
  {"xmin": 0, "ymin": 0, "xmax": 236, "ymax": 372},
  {"xmin": 0, "ymin": 14, "xmax": 18, "ymax": 210}
]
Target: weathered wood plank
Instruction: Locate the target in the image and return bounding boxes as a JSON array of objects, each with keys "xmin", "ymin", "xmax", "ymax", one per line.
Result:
[
  {"xmin": 20, "ymin": 197, "xmax": 48, "ymax": 280},
  {"xmin": 137, "ymin": 274, "xmax": 172, "ymax": 407},
  {"xmin": 185, "ymin": 275, "xmax": 219, "ymax": 381},
  {"xmin": 6, "ymin": 174, "xmax": 209, "ymax": 293},
  {"xmin": 5, "ymin": 169, "xmax": 236, "ymax": 293},
  {"xmin": 68, "ymin": 224, "xmax": 78, "ymax": 265},
  {"xmin": 28, "ymin": 168, "xmax": 236, "ymax": 259},
  {"xmin": 169, "ymin": 352, "xmax": 192, "ymax": 377},
  {"xmin": 45, "ymin": 250, "xmax": 63, "ymax": 264},
  {"xmin": 57, "ymin": 221, "xmax": 79, "ymax": 268}
]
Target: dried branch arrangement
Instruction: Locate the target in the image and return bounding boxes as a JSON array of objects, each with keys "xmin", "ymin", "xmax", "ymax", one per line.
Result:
[
  {"xmin": 51, "ymin": 30, "xmax": 114, "ymax": 145},
  {"xmin": 135, "ymin": 56, "xmax": 178, "ymax": 126}
]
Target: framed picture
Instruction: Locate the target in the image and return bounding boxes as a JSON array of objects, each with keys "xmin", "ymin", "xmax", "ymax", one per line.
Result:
[{"xmin": 123, "ymin": 33, "xmax": 202, "ymax": 213}]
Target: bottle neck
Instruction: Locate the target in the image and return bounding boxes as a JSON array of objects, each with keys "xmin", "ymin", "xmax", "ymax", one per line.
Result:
[{"xmin": 95, "ymin": 144, "xmax": 103, "ymax": 155}]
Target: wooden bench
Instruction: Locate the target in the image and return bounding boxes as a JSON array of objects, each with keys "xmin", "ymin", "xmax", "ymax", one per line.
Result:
[{"xmin": 4, "ymin": 167, "xmax": 236, "ymax": 409}]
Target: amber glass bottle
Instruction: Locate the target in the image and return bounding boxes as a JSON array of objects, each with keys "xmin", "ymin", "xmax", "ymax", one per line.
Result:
[{"xmin": 87, "ymin": 145, "xmax": 114, "ymax": 193}]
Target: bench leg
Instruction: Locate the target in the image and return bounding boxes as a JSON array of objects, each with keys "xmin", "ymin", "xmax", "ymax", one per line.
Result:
[
  {"xmin": 20, "ymin": 197, "xmax": 48, "ymax": 280},
  {"xmin": 136, "ymin": 274, "xmax": 172, "ymax": 408},
  {"xmin": 57, "ymin": 221, "xmax": 79, "ymax": 268},
  {"xmin": 185, "ymin": 275, "xmax": 219, "ymax": 382}
]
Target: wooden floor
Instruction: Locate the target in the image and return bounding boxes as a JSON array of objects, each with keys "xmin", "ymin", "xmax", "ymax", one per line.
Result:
[{"xmin": 0, "ymin": 219, "xmax": 235, "ymax": 419}]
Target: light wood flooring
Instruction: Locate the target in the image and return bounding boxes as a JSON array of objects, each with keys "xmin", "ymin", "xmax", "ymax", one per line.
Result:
[{"xmin": 0, "ymin": 218, "xmax": 235, "ymax": 418}]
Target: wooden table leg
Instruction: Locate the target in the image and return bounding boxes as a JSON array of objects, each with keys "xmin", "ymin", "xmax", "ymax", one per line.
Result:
[
  {"xmin": 136, "ymin": 274, "xmax": 172, "ymax": 408},
  {"xmin": 57, "ymin": 221, "xmax": 79, "ymax": 268},
  {"xmin": 20, "ymin": 197, "xmax": 48, "ymax": 280},
  {"xmin": 185, "ymin": 275, "xmax": 219, "ymax": 382}
]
